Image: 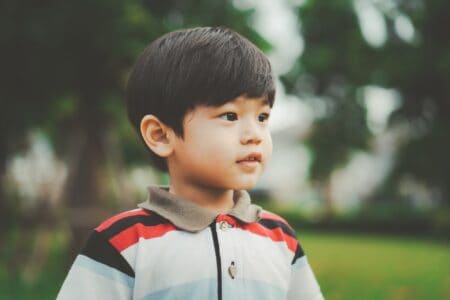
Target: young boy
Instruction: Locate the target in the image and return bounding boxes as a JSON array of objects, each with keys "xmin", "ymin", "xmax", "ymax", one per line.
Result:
[{"xmin": 57, "ymin": 27, "xmax": 323, "ymax": 300}]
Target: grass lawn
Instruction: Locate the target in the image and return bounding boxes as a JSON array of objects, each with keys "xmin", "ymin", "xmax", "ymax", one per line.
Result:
[
  {"xmin": 0, "ymin": 229, "xmax": 67, "ymax": 299},
  {"xmin": 1, "ymin": 230, "xmax": 448, "ymax": 299},
  {"xmin": 299, "ymin": 231, "xmax": 450, "ymax": 300}
]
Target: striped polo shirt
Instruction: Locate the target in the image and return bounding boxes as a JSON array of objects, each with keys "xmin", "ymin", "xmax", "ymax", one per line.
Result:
[{"xmin": 57, "ymin": 186, "xmax": 323, "ymax": 300}]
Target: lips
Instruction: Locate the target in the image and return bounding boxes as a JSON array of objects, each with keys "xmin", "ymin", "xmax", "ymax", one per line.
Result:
[{"xmin": 236, "ymin": 152, "xmax": 262, "ymax": 163}]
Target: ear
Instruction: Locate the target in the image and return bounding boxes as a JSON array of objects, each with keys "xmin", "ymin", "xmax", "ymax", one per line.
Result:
[{"xmin": 140, "ymin": 115, "xmax": 175, "ymax": 158}]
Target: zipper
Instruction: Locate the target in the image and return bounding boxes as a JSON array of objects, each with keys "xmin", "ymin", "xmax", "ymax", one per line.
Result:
[{"xmin": 210, "ymin": 221, "xmax": 222, "ymax": 300}]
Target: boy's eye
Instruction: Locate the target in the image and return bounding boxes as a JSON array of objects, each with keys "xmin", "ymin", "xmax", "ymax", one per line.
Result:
[
  {"xmin": 220, "ymin": 112, "xmax": 238, "ymax": 121},
  {"xmin": 258, "ymin": 113, "xmax": 270, "ymax": 122}
]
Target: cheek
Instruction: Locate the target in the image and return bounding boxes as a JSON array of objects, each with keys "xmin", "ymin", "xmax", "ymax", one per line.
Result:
[
  {"xmin": 203, "ymin": 134, "xmax": 235, "ymax": 160},
  {"xmin": 185, "ymin": 129, "xmax": 234, "ymax": 162},
  {"xmin": 264, "ymin": 133, "xmax": 273, "ymax": 162}
]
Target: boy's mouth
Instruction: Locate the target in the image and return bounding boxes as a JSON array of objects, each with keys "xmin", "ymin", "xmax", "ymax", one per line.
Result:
[{"xmin": 236, "ymin": 152, "xmax": 262, "ymax": 163}]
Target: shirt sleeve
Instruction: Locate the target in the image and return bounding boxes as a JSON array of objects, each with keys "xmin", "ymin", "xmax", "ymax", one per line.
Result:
[
  {"xmin": 286, "ymin": 241, "xmax": 324, "ymax": 300},
  {"xmin": 57, "ymin": 231, "xmax": 135, "ymax": 300}
]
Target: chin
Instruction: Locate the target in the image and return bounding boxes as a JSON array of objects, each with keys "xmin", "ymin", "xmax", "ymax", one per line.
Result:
[{"xmin": 231, "ymin": 179, "xmax": 258, "ymax": 190}]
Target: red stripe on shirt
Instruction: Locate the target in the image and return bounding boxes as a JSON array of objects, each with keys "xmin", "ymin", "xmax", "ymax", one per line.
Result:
[
  {"xmin": 237, "ymin": 222, "xmax": 298, "ymax": 253},
  {"xmin": 109, "ymin": 222, "xmax": 176, "ymax": 252},
  {"xmin": 96, "ymin": 209, "xmax": 151, "ymax": 232}
]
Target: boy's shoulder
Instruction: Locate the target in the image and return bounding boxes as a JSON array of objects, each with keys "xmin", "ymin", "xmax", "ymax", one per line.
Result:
[
  {"xmin": 258, "ymin": 209, "xmax": 298, "ymax": 236},
  {"xmin": 251, "ymin": 209, "xmax": 301, "ymax": 252},
  {"xmin": 258, "ymin": 209, "xmax": 305, "ymax": 263},
  {"xmin": 95, "ymin": 208, "xmax": 155, "ymax": 232},
  {"xmin": 259, "ymin": 209, "xmax": 294, "ymax": 227},
  {"xmin": 94, "ymin": 208, "xmax": 176, "ymax": 252}
]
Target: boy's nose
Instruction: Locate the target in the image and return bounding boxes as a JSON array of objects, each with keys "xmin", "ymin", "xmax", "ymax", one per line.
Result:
[{"xmin": 240, "ymin": 122, "xmax": 262, "ymax": 145}]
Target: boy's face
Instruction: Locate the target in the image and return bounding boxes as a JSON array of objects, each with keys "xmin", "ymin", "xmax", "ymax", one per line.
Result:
[{"xmin": 168, "ymin": 96, "xmax": 272, "ymax": 191}]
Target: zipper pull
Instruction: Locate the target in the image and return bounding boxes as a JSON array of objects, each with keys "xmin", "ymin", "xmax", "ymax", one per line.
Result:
[{"xmin": 228, "ymin": 261, "xmax": 237, "ymax": 279}]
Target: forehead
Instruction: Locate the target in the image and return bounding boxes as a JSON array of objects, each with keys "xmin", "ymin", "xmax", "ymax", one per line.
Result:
[
  {"xmin": 199, "ymin": 96, "xmax": 271, "ymax": 111},
  {"xmin": 226, "ymin": 95, "xmax": 271, "ymax": 107}
]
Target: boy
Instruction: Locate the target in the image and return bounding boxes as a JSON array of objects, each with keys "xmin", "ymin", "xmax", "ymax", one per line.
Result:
[{"xmin": 58, "ymin": 27, "xmax": 323, "ymax": 300}]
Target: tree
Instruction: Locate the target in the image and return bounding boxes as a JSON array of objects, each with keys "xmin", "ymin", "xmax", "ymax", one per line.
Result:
[
  {"xmin": 1, "ymin": 0, "xmax": 270, "ymax": 262},
  {"xmin": 282, "ymin": 0, "xmax": 450, "ymax": 214}
]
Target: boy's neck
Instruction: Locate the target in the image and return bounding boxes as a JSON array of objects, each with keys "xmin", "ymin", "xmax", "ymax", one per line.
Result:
[{"xmin": 168, "ymin": 181, "xmax": 235, "ymax": 214}]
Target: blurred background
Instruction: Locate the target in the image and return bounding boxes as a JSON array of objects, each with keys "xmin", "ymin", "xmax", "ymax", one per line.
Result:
[{"xmin": 1, "ymin": 0, "xmax": 449, "ymax": 299}]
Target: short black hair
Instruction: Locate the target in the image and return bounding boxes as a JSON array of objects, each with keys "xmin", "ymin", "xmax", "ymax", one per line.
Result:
[{"xmin": 126, "ymin": 26, "xmax": 275, "ymax": 171}]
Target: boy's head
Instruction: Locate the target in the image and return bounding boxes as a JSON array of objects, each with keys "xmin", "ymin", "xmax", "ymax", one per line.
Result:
[{"xmin": 126, "ymin": 27, "xmax": 275, "ymax": 187}]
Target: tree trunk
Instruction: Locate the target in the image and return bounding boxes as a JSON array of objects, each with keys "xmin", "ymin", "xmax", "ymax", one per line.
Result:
[{"xmin": 63, "ymin": 102, "xmax": 111, "ymax": 266}]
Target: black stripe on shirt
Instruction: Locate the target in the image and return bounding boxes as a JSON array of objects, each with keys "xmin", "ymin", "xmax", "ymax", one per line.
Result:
[
  {"xmin": 99, "ymin": 212, "xmax": 171, "ymax": 240},
  {"xmin": 258, "ymin": 218, "xmax": 296, "ymax": 238},
  {"xmin": 291, "ymin": 242, "xmax": 305, "ymax": 265},
  {"xmin": 81, "ymin": 230, "xmax": 135, "ymax": 277}
]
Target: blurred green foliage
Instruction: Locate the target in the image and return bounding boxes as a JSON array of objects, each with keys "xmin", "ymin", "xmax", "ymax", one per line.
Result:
[
  {"xmin": 0, "ymin": 0, "xmax": 266, "ymax": 165},
  {"xmin": 281, "ymin": 0, "xmax": 450, "ymax": 208},
  {"xmin": 1, "ymin": 0, "xmax": 448, "ymax": 229},
  {"xmin": 0, "ymin": 0, "xmax": 270, "ymax": 256}
]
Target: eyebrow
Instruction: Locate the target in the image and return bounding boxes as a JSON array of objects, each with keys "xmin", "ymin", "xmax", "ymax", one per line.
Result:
[
  {"xmin": 262, "ymin": 98, "xmax": 271, "ymax": 106},
  {"xmin": 255, "ymin": 97, "xmax": 271, "ymax": 108}
]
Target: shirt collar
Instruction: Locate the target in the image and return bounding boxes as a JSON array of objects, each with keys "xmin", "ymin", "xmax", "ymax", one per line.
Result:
[{"xmin": 137, "ymin": 186, "xmax": 262, "ymax": 232}]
